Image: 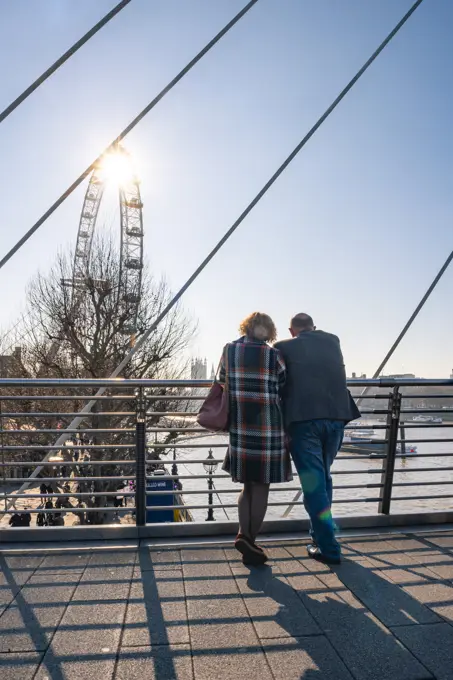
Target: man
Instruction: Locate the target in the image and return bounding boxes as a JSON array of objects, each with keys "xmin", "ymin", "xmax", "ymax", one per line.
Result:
[{"xmin": 275, "ymin": 313, "xmax": 360, "ymax": 564}]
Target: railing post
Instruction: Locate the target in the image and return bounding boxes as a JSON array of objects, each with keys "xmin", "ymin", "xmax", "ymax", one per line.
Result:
[
  {"xmin": 378, "ymin": 386, "xmax": 401, "ymax": 514},
  {"xmin": 135, "ymin": 387, "xmax": 147, "ymax": 527},
  {"xmin": 400, "ymin": 422, "xmax": 406, "ymax": 456}
]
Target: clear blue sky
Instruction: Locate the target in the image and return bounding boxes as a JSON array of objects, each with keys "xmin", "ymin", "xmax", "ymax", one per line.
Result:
[{"xmin": 0, "ymin": 0, "xmax": 452, "ymax": 377}]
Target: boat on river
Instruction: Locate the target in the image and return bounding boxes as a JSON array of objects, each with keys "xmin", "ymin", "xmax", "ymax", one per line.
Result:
[
  {"xmin": 342, "ymin": 435, "xmax": 417, "ymax": 456},
  {"xmin": 412, "ymin": 415, "xmax": 442, "ymax": 423}
]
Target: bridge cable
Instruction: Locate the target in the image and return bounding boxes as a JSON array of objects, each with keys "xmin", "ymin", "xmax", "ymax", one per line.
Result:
[
  {"xmin": 356, "ymin": 248, "xmax": 453, "ymax": 405},
  {"xmin": 0, "ymin": 0, "xmax": 260, "ymax": 272},
  {"xmin": 8, "ymin": 0, "xmax": 425, "ymax": 507},
  {"xmin": 0, "ymin": 0, "xmax": 133, "ymax": 125}
]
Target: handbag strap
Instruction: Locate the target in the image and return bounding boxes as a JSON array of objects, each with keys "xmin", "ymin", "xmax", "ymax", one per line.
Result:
[
  {"xmin": 214, "ymin": 344, "xmax": 228, "ymax": 393},
  {"xmin": 224, "ymin": 344, "xmax": 229, "ymax": 394}
]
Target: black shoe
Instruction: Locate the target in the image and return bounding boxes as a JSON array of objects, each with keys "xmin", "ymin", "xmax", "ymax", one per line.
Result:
[
  {"xmin": 235, "ymin": 535, "xmax": 268, "ymax": 565},
  {"xmin": 242, "ymin": 553, "xmax": 267, "ymax": 566},
  {"xmin": 307, "ymin": 545, "xmax": 341, "ymax": 565}
]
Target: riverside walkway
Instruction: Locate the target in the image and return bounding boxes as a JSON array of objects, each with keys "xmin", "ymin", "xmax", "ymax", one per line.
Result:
[{"xmin": 1, "ymin": 528, "xmax": 453, "ymax": 679}]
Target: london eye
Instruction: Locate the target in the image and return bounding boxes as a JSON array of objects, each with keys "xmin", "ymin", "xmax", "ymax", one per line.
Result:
[{"xmin": 72, "ymin": 144, "xmax": 144, "ymax": 334}]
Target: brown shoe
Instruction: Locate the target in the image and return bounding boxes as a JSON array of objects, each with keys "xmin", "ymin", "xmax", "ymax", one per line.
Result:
[
  {"xmin": 236, "ymin": 533, "xmax": 266, "ymax": 552},
  {"xmin": 235, "ymin": 535, "xmax": 268, "ymax": 564}
]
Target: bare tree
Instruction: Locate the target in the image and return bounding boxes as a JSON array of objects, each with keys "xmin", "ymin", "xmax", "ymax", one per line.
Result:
[{"xmin": 1, "ymin": 239, "xmax": 197, "ymax": 523}]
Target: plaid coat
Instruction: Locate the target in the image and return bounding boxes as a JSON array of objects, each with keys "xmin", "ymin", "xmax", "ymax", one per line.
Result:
[{"xmin": 219, "ymin": 337, "xmax": 293, "ymax": 484}]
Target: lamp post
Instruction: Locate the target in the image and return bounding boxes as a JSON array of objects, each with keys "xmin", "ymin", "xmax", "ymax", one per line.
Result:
[
  {"xmin": 203, "ymin": 448, "xmax": 218, "ymax": 521},
  {"xmin": 172, "ymin": 447, "xmax": 182, "ymax": 491}
]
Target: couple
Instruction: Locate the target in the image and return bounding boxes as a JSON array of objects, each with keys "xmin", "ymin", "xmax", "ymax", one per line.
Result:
[{"xmin": 218, "ymin": 311, "xmax": 360, "ymax": 566}]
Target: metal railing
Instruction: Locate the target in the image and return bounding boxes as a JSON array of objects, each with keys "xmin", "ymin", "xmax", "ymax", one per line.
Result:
[{"xmin": 1, "ymin": 377, "xmax": 453, "ymax": 540}]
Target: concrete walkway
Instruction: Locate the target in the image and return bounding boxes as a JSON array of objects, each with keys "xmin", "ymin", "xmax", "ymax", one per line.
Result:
[{"xmin": 1, "ymin": 529, "xmax": 453, "ymax": 679}]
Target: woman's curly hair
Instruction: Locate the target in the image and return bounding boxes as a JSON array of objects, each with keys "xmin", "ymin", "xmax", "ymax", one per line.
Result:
[{"xmin": 239, "ymin": 312, "xmax": 277, "ymax": 343}]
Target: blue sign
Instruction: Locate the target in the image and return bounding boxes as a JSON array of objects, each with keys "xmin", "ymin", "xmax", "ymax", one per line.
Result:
[{"xmin": 146, "ymin": 477, "xmax": 174, "ymax": 523}]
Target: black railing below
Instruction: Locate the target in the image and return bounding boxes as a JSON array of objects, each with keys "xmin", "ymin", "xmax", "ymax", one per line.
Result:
[{"xmin": 1, "ymin": 377, "xmax": 453, "ymax": 538}]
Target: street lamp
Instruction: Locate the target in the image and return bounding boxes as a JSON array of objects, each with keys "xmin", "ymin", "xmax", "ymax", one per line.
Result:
[
  {"xmin": 172, "ymin": 447, "xmax": 182, "ymax": 491},
  {"xmin": 203, "ymin": 448, "xmax": 218, "ymax": 521}
]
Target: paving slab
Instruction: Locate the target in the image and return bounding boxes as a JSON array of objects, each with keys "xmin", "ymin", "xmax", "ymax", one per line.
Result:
[
  {"xmin": 60, "ymin": 600, "xmax": 126, "ymax": 628},
  {"xmin": 0, "ymin": 652, "xmax": 43, "ymax": 680},
  {"xmin": 423, "ymin": 535, "xmax": 453, "ymax": 550},
  {"xmin": 88, "ymin": 551, "xmax": 137, "ymax": 567},
  {"xmin": 14, "ymin": 571, "xmax": 80, "ymax": 604},
  {"xmin": 298, "ymin": 588, "xmax": 430, "ymax": 680},
  {"xmin": 187, "ymin": 594, "xmax": 259, "ymax": 650},
  {"xmin": 342, "ymin": 539, "xmax": 402, "ymax": 555},
  {"xmin": 403, "ymin": 580, "xmax": 453, "ymax": 622},
  {"xmin": 349, "ymin": 540, "xmax": 453, "ymax": 578},
  {"xmin": 123, "ymin": 569, "xmax": 189, "ymax": 646},
  {"xmin": 334, "ymin": 558, "xmax": 440, "ymax": 626},
  {"xmin": 0, "ymin": 556, "xmax": 35, "ymax": 616},
  {"xmin": 1, "ymin": 554, "xmax": 45, "ymax": 571},
  {"xmin": 277, "ymin": 557, "xmax": 340, "ymax": 593},
  {"xmin": 385, "ymin": 537, "xmax": 435, "ymax": 552},
  {"xmin": 76, "ymin": 566, "xmax": 133, "ymax": 601},
  {"xmin": 392, "ymin": 623, "xmax": 453, "ymax": 680},
  {"xmin": 0, "ymin": 605, "xmax": 57, "ymax": 652},
  {"xmin": 38, "ymin": 552, "xmax": 90, "ymax": 573},
  {"xmin": 192, "ymin": 646, "xmax": 274, "ymax": 680},
  {"xmin": 231, "ymin": 563, "xmax": 321, "ymax": 638},
  {"xmin": 262, "ymin": 635, "xmax": 354, "ymax": 680},
  {"xmin": 179, "ymin": 546, "xmax": 225, "ymax": 563},
  {"xmin": 182, "ymin": 548, "xmax": 239, "ymax": 597},
  {"xmin": 379, "ymin": 565, "xmax": 443, "ymax": 586},
  {"xmin": 367, "ymin": 550, "xmax": 427, "ymax": 567},
  {"xmin": 0, "ymin": 572, "xmax": 81, "ymax": 653},
  {"xmin": 397, "ymin": 551, "xmax": 453, "ymax": 580},
  {"xmin": 0, "ymin": 573, "xmax": 26, "ymax": 615},
  {"xmin": 115, "ymin": 644, "xmax": 193, "ymax": 680},
  {"xmin": 0, "ymin": 568, "xmax": 37, "ymax": 589},
  {"xmin": 138, "ymin": 547, "xmax": 182, "ymax": 571},
  {"xmin": 425, "ymin": 564, "xmax": 453, "ymax": 581},
  {"xmin": 35, "ymin": 623, "xmax": 120, "ymax": 679},
  {"xmin": 35, "ymin": 652, "xmax": 117, "ymax": 680}
]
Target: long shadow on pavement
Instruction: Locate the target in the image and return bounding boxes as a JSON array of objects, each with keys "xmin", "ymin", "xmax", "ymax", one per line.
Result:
[
  {"xmin": 246, "ymin": 556, "xmax": 436, "ymax": 680},
  {"xmin": 0, "ymin": 554, "xmax": 66, "ymax": 680}
]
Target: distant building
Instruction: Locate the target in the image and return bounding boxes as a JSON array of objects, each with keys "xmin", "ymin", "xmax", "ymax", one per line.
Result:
[
  {"xmin": 210, "ymin": 364, "xmax": 215, "ymax": 381},
  {"xmin": 349, "ymin": 372, "xmax": 367, "ymax": 379},
  {"xmin": 191, "ymin": 358, "xmax": 207, "ymax": 380},
  {"xmin": 450, "ymin": 369, "xmax": 453, "ymax": 379},
  {"xmin": 0, "ymin": 346, "xmax": 21, "ymax": 377}
]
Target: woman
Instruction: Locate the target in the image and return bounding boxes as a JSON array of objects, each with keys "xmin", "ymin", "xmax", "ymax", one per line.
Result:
[{"xmin": 219, "ymin": 312, "xmax": 292, "ymax": 565}]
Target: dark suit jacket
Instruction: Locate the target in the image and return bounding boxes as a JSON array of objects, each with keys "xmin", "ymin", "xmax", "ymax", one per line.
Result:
[{"xmin": 274, "ymin": 330, "xmax": 360, "ymax": 427}]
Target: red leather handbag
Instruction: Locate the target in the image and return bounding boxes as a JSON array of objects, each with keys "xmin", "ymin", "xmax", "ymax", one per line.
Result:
[{"xmin": 197, "ymin": 347, "xmax": 229, "ymax": 432}]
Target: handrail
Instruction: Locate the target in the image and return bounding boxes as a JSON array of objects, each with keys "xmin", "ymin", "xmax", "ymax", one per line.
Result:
[
  {"xmin": 1, "ymin": 376, "xmax": 453, "ymax": 537},
  {"xmin": 0, "ymin": 377, "xmax": 452, "ymax": 388}
]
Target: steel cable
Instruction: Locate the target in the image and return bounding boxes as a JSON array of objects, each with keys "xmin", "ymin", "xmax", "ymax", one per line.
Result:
[
  {"xmin": 0, "ymin": 0, "xmax": 133, "ymax": 125},
  {"xmin": 356, "ymin": 249, "xmax": 453, "ymax": 405},
  {"xmin": 0, "ymin": 0, "xmax": 260, "ymax": 271}
]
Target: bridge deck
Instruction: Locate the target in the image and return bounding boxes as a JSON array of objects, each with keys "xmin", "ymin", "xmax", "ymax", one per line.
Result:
[{"xmin": 1, "ymin": 529, "xmax": 453, "ymax": 679}]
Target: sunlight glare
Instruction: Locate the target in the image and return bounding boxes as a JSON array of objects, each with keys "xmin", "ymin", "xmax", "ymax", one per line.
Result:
[{"xmin": 97, "ymin": 147, "xmax": 136, "ymax": 188}]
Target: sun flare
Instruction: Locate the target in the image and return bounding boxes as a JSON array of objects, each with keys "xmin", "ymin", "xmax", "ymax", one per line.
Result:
[{"xmin": 96, "ymin": 146, "xmax": 137, "ymax": 188}]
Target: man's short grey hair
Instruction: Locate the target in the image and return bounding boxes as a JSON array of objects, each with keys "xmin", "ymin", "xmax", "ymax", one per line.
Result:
[{"xmin": 290, "ymin": 313, "xmax": 314, "ymax": 330}]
